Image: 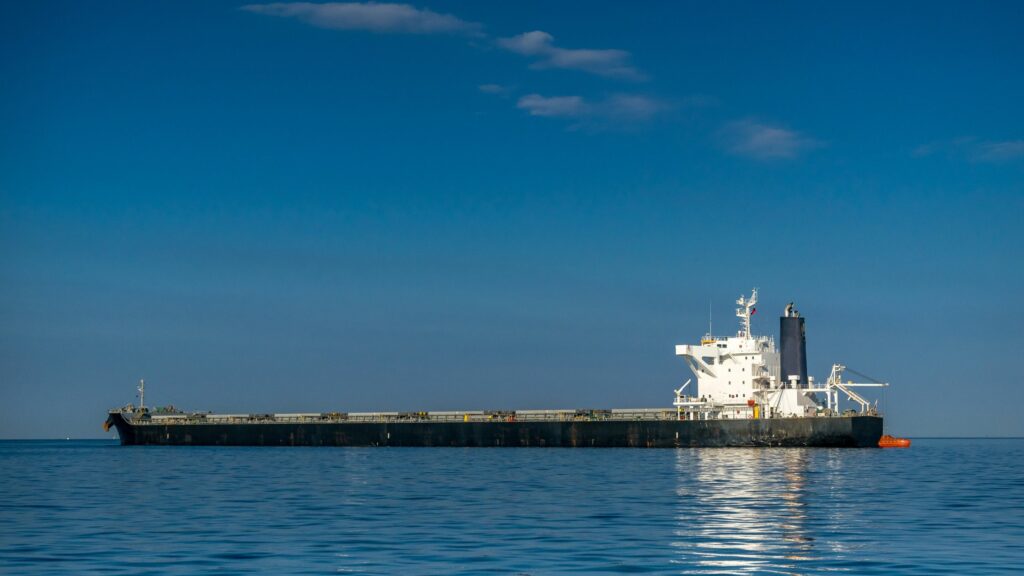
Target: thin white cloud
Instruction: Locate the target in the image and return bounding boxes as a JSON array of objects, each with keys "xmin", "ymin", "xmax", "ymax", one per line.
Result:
[
  {"xmin": 913, "ymin": 137, "xmax": 1024, "ymax": 163},
  {"xmin": 602, "ymin": 94, "xmax": 667, "ymax": 121},
  {"xmin": 497, "ymin": 31, "xmax": 552, "ymax": 56},
  {"xmin": 497, "ymin": 31, "xmax": 645, "ymax": 81},
  {"xmin": 241, "ymin": 2, "xmax": 483, "ymax": 36},
  {"xmin": 971, "ymin": 140, "xmax": 1024, "ymax": 163},
  {"xmin": 516, "ymin": 93, "xmax": 668, "ymax": 125},
  {"xmin": 478, "ymin": 83, "xmax": 510, "ymax": 95},
  {"xmin": 517, "ymin": 94, "xmax": 588, "ymax": 117},
  {"xmin": 719, "ymin": 119, "xmax": 820, "ymax": 160}
]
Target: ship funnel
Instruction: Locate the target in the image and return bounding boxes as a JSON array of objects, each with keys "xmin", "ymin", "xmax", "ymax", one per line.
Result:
[{"xmin": 780, "ymin": 305, "xmax": 808, "ymax": 388}]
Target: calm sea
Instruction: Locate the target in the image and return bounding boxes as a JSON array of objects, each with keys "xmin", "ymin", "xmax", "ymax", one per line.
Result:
[{"xmin": 1, "ymin": 439, "xmax": 1022, "ymax": 574}]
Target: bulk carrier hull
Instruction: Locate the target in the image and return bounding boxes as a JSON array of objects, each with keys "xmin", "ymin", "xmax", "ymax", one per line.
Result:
[{"xmin": 104, "ymin": 412, "xmax": 883, "ymax": 448}]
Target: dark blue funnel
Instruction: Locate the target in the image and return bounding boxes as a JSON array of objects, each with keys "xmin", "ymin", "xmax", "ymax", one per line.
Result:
[{"xmin": 780, "ymin": 315, "xmax": 807, "ymax": 388}]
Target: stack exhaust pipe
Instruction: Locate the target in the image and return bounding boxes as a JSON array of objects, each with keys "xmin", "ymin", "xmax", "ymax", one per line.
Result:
[{"xmin": 780, "ymin": 302, "xmax": 807, "ymax": 388}]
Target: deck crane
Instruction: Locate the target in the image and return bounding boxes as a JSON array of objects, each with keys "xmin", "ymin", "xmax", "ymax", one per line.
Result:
[{"xmin": 823, "ymin": 364, "xmax": 887, "ymax": 414}]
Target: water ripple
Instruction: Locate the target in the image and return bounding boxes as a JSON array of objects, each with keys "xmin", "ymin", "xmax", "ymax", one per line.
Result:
[{"xmin": 1, "ymin": 439, "xmax": 1022, "ymax": 574}]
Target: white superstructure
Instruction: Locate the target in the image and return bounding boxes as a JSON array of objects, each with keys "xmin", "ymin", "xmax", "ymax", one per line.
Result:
[{"xmin": 673, "ymin": 289, "xmax": 886, "ymax": 420}]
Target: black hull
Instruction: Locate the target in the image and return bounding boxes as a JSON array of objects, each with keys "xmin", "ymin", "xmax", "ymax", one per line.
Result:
[{"xmin": 105, "ymin": 413, "xmax": 883, "ymax": 448}]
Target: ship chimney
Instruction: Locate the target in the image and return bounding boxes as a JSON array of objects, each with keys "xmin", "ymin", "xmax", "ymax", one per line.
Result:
[{"xmin": 780, "ymin": 304, "xmax": 808, "ymax": 388}]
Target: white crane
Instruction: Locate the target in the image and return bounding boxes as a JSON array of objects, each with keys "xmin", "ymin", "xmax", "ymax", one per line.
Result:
[{"xmin": 823, "ymin": 364, "xmax": 887, "ymax": 414}]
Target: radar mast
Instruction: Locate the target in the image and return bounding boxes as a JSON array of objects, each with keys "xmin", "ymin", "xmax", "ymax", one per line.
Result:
[{"xmin": 735, "ymin": 289, "xmax": 757, "ymax": 339}]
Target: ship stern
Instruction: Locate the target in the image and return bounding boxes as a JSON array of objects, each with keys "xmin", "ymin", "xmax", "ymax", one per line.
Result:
[{"xmin": 850, "ymin": 415, "xmax": 884, "ymax": 447}]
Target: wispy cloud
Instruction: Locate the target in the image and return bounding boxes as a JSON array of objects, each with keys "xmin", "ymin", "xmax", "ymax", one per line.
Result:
[
  {"xmin": 913, "ymin": 137, "xmax": 1024, "ymax": 163},
  {"xmin": 478, "ymin": 83, "xmax": 510, "ymax": 95},
  {"xmin": 243, "ymin": 5, "xmax": 667, "ymax": 128},
  {"xmin": 974, "ymin": 140, "xmax": 1024, "ymax": 162},
  {"xmin": 601, "ymin": 94, "xmax": 668, "ymax": 121},
  {"xmin": 241, "ymin": 2, "xmax": 483, "ymax": 36},
  {"xmin": 516, "ymin": 93, "xmax": 668, "ymax": 126},
  {"xmin": 517, "ymin": 94, "xmax": 588, "ymax": 117},
  {"xmin": 718, "ymin": 119, "xmax": 820, "ymax": 160},
  {"xmin": 497, "ymin": 31, "xmax": 645, "ymax": 81}
]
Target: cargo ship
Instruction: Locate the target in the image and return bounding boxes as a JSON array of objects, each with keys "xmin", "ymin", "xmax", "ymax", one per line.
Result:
[{"xmin": 105, "ymin": 290, "xmax": 886, "ymax": 447}]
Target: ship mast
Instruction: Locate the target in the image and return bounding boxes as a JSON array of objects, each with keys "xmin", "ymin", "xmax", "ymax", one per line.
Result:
[
  {"xmin": 735, "ymin": 289, "xmax": 757, "ymax": 339},
  {"xmin": 137, "ymin": 379, "xmax": 145, "ymax": 410}
]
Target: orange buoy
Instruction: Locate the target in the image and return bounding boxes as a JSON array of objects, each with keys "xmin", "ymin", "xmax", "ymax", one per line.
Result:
[{"xmin": 878, "ymin": 434, "xmax": 911, "ymax": 448}]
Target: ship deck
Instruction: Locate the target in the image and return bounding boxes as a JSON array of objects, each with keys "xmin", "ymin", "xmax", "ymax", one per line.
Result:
[
  {"xmin": 119, "ymin": 407, "xmax": 862, "ymax": 426},
  {"xmin": 129, "ymin": 408, "xmax": 678, "ymax": 425}
]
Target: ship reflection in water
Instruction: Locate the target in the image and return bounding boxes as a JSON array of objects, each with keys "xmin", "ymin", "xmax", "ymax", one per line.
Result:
[{"xmin": 672, "ymin": 448, "xmax": 833, "ymax": 573}]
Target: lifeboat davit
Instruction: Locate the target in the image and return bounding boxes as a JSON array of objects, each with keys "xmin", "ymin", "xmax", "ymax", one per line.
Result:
[{"xmin": 878, "ymin": 434, "xmax": 911, "ymax": 448}]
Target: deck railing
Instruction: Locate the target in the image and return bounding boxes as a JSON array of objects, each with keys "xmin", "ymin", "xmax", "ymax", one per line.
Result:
[{"xmin": 121, "ymin": 408, "xmax": 681, "ymax": 426}]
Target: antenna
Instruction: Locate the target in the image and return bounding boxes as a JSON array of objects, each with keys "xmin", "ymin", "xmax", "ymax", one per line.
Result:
[
  {"xmin": 708, "ymin": 299, "xmax": 712, "ymax": 336},
  {"xmin": 137, "ymin": 379, "xmax": 145, "ymax": 410}
]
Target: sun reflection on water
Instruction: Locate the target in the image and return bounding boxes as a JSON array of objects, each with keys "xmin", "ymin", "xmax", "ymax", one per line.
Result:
[{"xmin": 673, "ymin": 448, "xmax": 838, "ymax": 575}]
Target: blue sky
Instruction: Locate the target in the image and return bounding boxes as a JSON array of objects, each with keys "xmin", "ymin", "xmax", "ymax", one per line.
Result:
[{"xmin": 1, "ymin": 1, "xmax": 1022, "ymax": 438}]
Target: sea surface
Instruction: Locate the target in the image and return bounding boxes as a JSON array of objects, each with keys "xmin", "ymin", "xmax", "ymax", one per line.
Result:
[{"xmin": 1, "ymin": 439, "xmax": 1022, "ymax": 574}]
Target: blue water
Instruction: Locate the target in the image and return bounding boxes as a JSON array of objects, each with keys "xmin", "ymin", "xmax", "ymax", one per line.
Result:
[{"xmin": 1, "ymin": 440, "xmax": 1022, "ymax": 574}]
